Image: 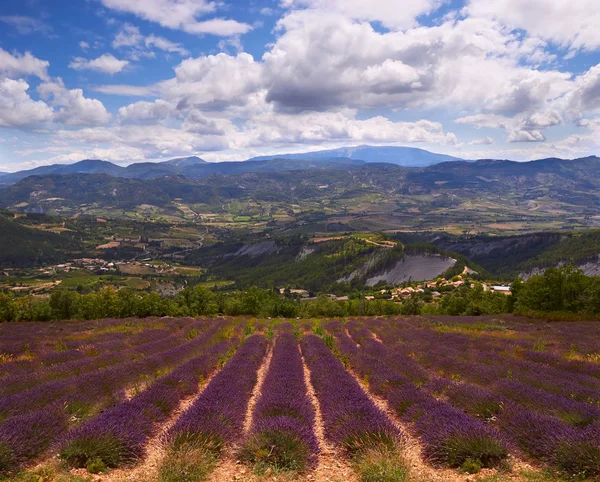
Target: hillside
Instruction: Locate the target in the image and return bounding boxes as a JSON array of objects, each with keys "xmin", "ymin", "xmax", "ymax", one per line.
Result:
[
  {"xmin": 184, "ymin": 234, "xmax": 481, "ymax": 291},
  {"xmin": 422, "ymin": 230, "xmax": 600, "ymax": 277},
  {"xmin": 0, "ymin": 211, "xmax": 82, "ymax": 267},
  {"xmin": 1, "ymin": 157, "xmax": 600, "ymax": 233},
  {"xmin": 0, "ymin": 156, "xmax": 367, "ymax": 187}
]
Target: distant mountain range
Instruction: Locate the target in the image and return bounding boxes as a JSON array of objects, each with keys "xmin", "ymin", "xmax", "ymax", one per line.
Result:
[
  {"xmin": 0, "ymin": 146, "xmax": 459, "ymax": 187},
  {"xmin": 0, "ymin": 155, "xmax": 368, "ymax": 187},
  {"xmin": 2, "ymin": 156, "xmax": 599, "ymax": 216},
  {"xmin": 248, "ymin": 145, "xmax": 460, "ymax": 166}
]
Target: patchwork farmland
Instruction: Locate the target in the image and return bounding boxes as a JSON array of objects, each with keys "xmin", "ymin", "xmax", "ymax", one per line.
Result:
[{"xmin": 0, "ymin": 316, "xmax": 599, "ymax": 482}]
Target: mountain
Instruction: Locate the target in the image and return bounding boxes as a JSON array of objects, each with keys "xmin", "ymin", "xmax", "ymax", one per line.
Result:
[
  {"xmin": 2, "ymin": 156, "xmax": 600, "ymax": 225},
  {"xmin": 162, "ymin": 156, "xmax": 207, "ymax": 167},
  {"xmin": 0, "ymin": 156, "xmax": 367, "ymax": 187},
  {"xmin": 0, "ymin": 160, "xmax": 126, "ymax": 186},
  {"xmin": 179, "ymin": 157, "xmax": 365, "ymax": 179},
  {"xmin": 248, "ymin": 145, "xmax": 461, "ymax": 167}
]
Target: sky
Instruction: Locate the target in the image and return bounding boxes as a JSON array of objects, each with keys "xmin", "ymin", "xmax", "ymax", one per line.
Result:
[{"xmin": 2, "ymin": 0, "xmax": 600, "ymax": 171}]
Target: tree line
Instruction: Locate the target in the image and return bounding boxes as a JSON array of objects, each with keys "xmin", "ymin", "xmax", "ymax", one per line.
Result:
[{"xmin": 1, "ymin": 266, "xmax": 599, "ymax": 322}]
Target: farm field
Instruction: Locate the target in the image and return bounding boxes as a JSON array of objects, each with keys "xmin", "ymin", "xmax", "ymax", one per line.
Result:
[{"xmin": 0, "ymin": 316, "xmax": 599, "ymax": 482}]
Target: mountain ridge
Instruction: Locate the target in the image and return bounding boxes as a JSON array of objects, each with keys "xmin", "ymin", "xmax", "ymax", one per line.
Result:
[{"xmin": 248, "ymin": 145, "xmax": 461, "ymax": 166}]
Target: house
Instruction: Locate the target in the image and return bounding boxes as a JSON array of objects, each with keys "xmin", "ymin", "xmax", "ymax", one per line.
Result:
[
  {"xmin": 364, "ymin": 295, "xmax": 375, "ymax": 300},
  {"xmin": 492, "ymin": 285, "xmax": 512, "ymax": 295}
]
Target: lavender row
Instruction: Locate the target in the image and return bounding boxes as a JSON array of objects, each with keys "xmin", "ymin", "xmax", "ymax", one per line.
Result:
[
  {"xmin": 0, "ymin": 318, "xmax": 180, "ymax": 359},
  {"xmin": 241, "ymin": 333, "xmax": 318, "ymax": 471},
  {"xmin": 165, "ymin": 334, "xmax": 267, "ymax": 453},
  {"xmin": 59, "ymin": 338, "xmax": 234, "ymax": 470},
  {"xmin": 300, "ymin": 334, "xmax": 399, "ymax": 455},
  {"xmin": 0, "ymin": 319, "xmax": 191, "ymax": 376},
  {"xmin": 353, "ymin": 320, "xmax": 600, "ymax": 477},
  {"xmin": 0, "ymin": 320, "xmax": 224, "ymax": 421},
  {"xmin": 0, "ymin": 320, "xmax": 228, "ymax": 473},
  {"xmin": 376, "ymin": 322, "xmax": 600, "ymax": 427},
  {"xmin": 0, "ymin": 323, "xmax": 202, "ymax": 396},
  {"xmin": 371, "ymin": 321, "xmax": 600, "ymax": 406},
  {"xmin": 330, "ymin": 324, "xmax": 508, "ymax": 470}
]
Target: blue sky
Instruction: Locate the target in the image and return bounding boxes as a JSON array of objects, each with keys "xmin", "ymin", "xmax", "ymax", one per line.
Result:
[{"xmin": 1, "ymin": 0, "xmax": 600, "ymax": 170}]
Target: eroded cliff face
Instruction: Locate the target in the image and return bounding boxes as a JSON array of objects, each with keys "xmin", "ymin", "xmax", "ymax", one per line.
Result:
[{"xmin": 365, "ymin": 254, "xmax": 456, "ymax": 286}]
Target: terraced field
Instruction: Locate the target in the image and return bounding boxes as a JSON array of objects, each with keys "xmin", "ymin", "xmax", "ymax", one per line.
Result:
[{"xmin": 0, "ymin": 316, "xmax": 599, "ymax": 481}]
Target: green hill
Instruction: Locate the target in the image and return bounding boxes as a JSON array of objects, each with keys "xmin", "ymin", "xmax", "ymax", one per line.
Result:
[{"xmin": 0, "ymin": 211, "xmax": 82, "ymax": 267}]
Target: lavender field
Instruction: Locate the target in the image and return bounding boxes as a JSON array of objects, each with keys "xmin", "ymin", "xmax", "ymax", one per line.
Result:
[{"xmin": 0, "ymin": 315, "xmax": 599, "ymax": 482}]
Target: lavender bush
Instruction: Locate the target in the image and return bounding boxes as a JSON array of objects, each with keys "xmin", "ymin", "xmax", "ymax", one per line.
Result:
[
  {"xmin": 60, "ymin": 339, "xmax": 233, "ymax": 469},
  {"xmin": 165, "ymin": 334, "xmax": 267, "ymax": 453},
  {"xmin": 240, "ymin": 333, "xmax": 318, "ymax": 472}
]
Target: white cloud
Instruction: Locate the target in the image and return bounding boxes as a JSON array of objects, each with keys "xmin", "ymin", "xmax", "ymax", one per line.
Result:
[
  {"xmin": 236, "ymin": 110, "xmax": 455, "ymax": 148},
  {"xmin": 470, "ymin": 136, "xmax": 494, "ymax": 145},
  {"xmin": 99, "ymin": 0, "xmax": 251, "ymax": 37},
  {"xmin": 57, "ymin": 123, "xmax": 230, "ymax": 155},
  {"xmin": 0, "ymin": 16, "xmax": 53, "ymax": 36},
  {"xmin": 261, "ymin": 11, "xmax": 572, "ymax": 115},
  {"xmin": 93, "ymin": 84, "xmax": 159, "ymax": 96},
  {"xmin": 455, "ymin": 110, "xmax": 563, "ymax": 143},
  {"xmin": 280, "ymin": 0, "xmax": 443, "ymax": 30},
  {"xmin": 38, "ymin": 79, "xmax": 111, "ymax": 127},
  {"xmin": 79, "ymin": 41, "xmax": 90, "ymax": 51},
  {"xmin": 117, "ymin": 100, "xmax": 175, "ymax": 124},
  {"xmin": 565, "ymin": 64, "xmax": 600, "ymax": 119},
  {"xmin": 112, "ymin": 24, "xmax": 189, "ymax": 58},
  {"xmin": 0, "ymin": 78, "xmax": 53, "ymax": 127},
  {"xmin": 0, "ymin": 48, "xmax": 49, "ymax": 80},
  {"xmin": 466, "ymin": 0, "xmax": 600, "ymax": 53},
  {"xmin": 69, "ymin": 54, "xmax": 129, "ymax": 75},
  {"xmin": 160, "ymin": 52, "xmax": 263, "ymax": 109}
]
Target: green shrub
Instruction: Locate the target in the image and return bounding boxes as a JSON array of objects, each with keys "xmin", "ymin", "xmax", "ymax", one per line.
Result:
[
  {"xmin": 158, "ymin": 445, "xmax": 217, "ymax": 482},
  {"xmin": 461, "ymin": 457, "xmax": 482, "ymax": 474},
  {"xmin": 442, "ymin": 434, "xmax": 508, "ymax": 469},
  {"xmin": 86, "ymin": 457, "xmax": 107, "ymax": 474},
  {"xmin": 239, "ymin": 430, "xmax": 311, "ymax": 473},
  {"xmin": 60, "ymin": 435, "xmax": 128, "ymax": 469},
  {"xmin": 352, "ymin": 446, "xmax": 409, "ymax": 482}
]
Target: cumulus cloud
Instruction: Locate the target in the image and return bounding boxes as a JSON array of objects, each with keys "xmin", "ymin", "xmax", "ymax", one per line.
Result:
[
  {"xmin": 0, "ymin": 78, "xmax": 53, "ymax": 127},
  {"xmin": 117, "ymin": 99, "xmax": 175, "ymax": 124},
  {"xmin": 280, "ymin": 0, "xmax": 442, "ymax": 30},
  {"xmin": 260, "ymin": 11, "xmax": 572, "ymax": 115},
  {"xmin": 0, "ymin": 48, "xmax": 49, "ymax": 80},
  {"xmin": 466, "ymin": 0, "xmax": 600, "ymax": 53},
  {"xmin": 99, "ymin": 0, "xmax": 251, "ymax": 36},
  {"xmin": 38, "ymin": 79, "xmax": 111, "ymax": 127},
  {"xmin": 69, "ymin": 54, "xmax": 129, "ymax": 75},
  {"xmin": 236, "ymin": 110, "xmax": 455, "ymax": 148},
  {"xmin": 160, "ymin": 53, "xmax": 263, "ymax": 109},
  {"xmin": 456, "ymin": 110, "xmax": 563, "ymax": 143},
  {"xmin": 566, "ymin": 64, "xmax": 600, "ymax": 119}
]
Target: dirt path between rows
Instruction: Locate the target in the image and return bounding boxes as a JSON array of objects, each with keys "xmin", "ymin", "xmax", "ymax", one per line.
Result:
[
  {"xmin": 84, "ymin": 365, "xmax": 224, "ymax": 482},
  {"xmin": 301, "ymin": 354, "xmax": 358, "ymax": 482},
  {"xmin": 208, "ymin": 343, "xmax": 274, "ymax": 482},
  {"xmin": 356, "ymin": 329, "xmax": 541, "ymax": 482}
]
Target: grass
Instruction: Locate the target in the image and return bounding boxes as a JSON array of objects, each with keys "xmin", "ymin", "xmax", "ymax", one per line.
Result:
[
  {"xmin": 440, "ymin": 434, "xmax": 508, "ymax": 470},
  {"xmin": 239, "ymin": 430, "xmax": 312, "ymax": 474},
  {"xmin": 158, "ymin": 444, "xmax": 217, "ymax": 482},
  {"xmin": 351, "ymin": 446, "xmax": 410, "ymax": 482},
  {"xmin": 60, "ymin": 435, "xmax": 130, "ymax": 469}
]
